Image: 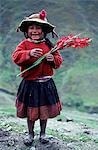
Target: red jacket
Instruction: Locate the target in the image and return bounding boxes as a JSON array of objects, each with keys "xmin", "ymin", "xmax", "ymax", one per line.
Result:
[{"xmin": 12, "ymin": 39, "xmax": 63, "ymax": 80}]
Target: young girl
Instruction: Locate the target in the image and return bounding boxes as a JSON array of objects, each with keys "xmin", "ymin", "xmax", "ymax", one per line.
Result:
[{"xmin": 12, "ymin": 10, "xmax": 63, "ymax": 146}]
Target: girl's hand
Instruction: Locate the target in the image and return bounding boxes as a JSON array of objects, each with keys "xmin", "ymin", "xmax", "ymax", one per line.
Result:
[
  {"xmin": 46, "ymin": 54, "xmax": 54, "ymax": 62},
  {"xmin": 30, "ymin": 48, "xmax": 43, "ymax": 57}
]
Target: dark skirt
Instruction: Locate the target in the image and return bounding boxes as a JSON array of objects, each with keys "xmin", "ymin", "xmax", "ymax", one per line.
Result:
[{"xmin": 16, "ymin": 78, "xmax": 62, "ymax": 121}]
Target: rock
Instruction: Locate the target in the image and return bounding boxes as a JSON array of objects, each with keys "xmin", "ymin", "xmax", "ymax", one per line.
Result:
[
  {"xmin": 6, "ymin": 126, "xmax": 12, "ymax": 131},
  {"xmin": 57, "ymin": 118, "xmax": 62, "ymax": 122},
  {"xmin": 66, "ymin": 117, "xmax": 73, "ymax": 122},
  {"xmin": 81, "ymin": 124, "xmax": 89, "ymax": 129},
  {"xmin": 7, "ymin": 138, "xmax": 15, "ymax": 146},
  {"xmin": 30, "ymin": 147, "xmax": 36, "ymax": 150},
  {"xmin": 83, "ymin": 130, "xmax": 91, "ymax": 134}
]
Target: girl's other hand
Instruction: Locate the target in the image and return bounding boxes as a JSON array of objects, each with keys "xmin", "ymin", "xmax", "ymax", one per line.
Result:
[
  {"xmin": 46, "ymin": 54, "xmax": 54, "ymax": 62},
  {"xmin": 30, "ymin": 48, "xmax": 43, "ymax": 57}
]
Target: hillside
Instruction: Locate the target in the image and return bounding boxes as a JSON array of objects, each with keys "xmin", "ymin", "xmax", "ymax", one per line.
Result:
[{"xmin": 0, "ymin": 0, "xmax": 98, "ymax": 111}]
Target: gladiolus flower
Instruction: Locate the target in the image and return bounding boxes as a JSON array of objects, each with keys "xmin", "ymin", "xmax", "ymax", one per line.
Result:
[{"xmin": 56, "ymin": 35, "xmax": 91, "ymax": 49}]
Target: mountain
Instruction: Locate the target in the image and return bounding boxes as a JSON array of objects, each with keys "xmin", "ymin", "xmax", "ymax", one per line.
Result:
[{"xmin": 0, "ymin": 0, "xmax": 98, "ymax": 111}]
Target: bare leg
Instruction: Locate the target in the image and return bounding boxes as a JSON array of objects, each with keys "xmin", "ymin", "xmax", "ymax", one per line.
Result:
[
  {"xmin": 39, "ymin": 119, "xmax": 49, "ymax": 143},
  {"xmin": 40, "ymin": 119, "xmax": 47, "ymax": 136},
  {"xmin": 27, "ymin": 118, "xmax": 35, "ymax": 135},
  {"xmin": 24, "ymin": 118, "xmax": 35, "ymax": 146}
]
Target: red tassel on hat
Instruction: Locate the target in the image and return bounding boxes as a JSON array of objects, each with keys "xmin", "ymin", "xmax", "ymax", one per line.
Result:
[{"xmin": 39, "ymin": 9, "xmax": 47, "ymax": 20}]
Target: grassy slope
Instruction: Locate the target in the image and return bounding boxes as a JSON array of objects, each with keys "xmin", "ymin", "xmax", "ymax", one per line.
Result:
[
  {"xmin": 0, "ymin": 0, "xmax": 98, "ymax": 109},
  {"xmin": 58, "ymin": 57, "xmax": 98, "ymax": 106}
]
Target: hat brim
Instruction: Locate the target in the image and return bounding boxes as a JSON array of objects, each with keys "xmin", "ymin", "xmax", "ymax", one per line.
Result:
[{"xmin": 18, "ymin": 18, "xmax": 55, "ymax": 33}]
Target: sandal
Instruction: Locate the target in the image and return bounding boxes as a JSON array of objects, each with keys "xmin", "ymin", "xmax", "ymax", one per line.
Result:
[
  {"xmin": 39, "ymin": 134, "xmax": 49, "ymax": 144},
  {"xmin": 24, "ymin": 133, "xmax": 34, "ymax": 146}
]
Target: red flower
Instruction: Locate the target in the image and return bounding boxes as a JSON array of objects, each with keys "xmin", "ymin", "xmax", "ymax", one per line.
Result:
[
  {"xmin": 56, "ymin": 36, "xmax": 68, "ymax": 49},
  {"xmin": 56, "ymin": 35, "xmax": 91, "ymax": 50}
]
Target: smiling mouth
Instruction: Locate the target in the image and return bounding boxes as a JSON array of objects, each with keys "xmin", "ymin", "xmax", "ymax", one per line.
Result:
[{"xmin": 31, "ymin": 34, "xmax": 40, "ymax": 36}]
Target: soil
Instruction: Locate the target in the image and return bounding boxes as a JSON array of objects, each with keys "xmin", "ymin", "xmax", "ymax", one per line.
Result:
[
  {"xmin": 0, "ymin": 128, "xmax": 70, "ymax": 150},
  {"xmin": 0, "ymin": 127, "xmax": 98, "ymax": 150},
  {"xmin": 0, "ymin": 114, "xmax": 98, "ymax": 150}
]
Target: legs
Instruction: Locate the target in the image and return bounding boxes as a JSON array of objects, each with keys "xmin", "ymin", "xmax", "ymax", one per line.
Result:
[
  {"xmin": 27, "ymin": 118, "xmax": 35, "ymax": 135},
  {"xmin": 40, "ymin": 119, "xmax": 47, "ymax": 136},
  {"xmin": 27, "ymin": 119, "xmax": 48, "ymax": 137},
  {"xmin": 24, "ymin": 119, "xmax": 49, "ymax": 145},
  {"xmin": 24, "ymin": 119, "xmax": 35, "ymax": 146},
  {"xmin": 39, "ymin": 119, "xmax": 49, "ymax": 143}
]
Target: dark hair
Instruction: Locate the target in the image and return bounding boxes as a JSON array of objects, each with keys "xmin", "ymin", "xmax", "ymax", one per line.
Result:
[
  {"xmin": 24, "ymin": 32, "xmax": 28, "ymax": 38},
  {"xmin": 45, "ymin": 38, "xmax": 54, "ymax": 49}
]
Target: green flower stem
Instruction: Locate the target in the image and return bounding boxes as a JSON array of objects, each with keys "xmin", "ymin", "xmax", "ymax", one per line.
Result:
[{"xmin": 17, "ymin": 53, "xmax": 48, "ymax": 77}]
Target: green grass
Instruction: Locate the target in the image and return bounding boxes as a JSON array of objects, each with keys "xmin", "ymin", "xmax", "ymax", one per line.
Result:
[
  {"xmin": 57, "ymin": 108, "xmax": 98, "ymax": 129},
  {"xmin": 58, "ymin": 58, "xmax": 98, "ymax": 108},
  {"xmin": 0, "ymin": 120, "xmax": 26, "ymax": 133},
  {"xmin": 0, "ymin": 107, "xmax": 15, "ymax": 115},
  {"xmin": 47, "ymin": 128, "xmax": 98, "ymax": 143}
]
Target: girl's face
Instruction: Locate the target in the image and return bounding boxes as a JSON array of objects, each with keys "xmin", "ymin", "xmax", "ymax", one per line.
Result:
[{"xmin": 27, "ymin": 24, "xmax": 44, "ymax": 40}]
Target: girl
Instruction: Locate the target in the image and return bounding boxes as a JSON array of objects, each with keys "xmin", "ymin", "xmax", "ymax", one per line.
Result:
[{"xmin": 12, "ymin": 10, "xmax": 63, "ymax": 146}]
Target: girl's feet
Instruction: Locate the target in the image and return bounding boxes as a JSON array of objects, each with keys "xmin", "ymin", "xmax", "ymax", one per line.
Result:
[
  {"xmin": 24, "ymin": 119, "xmax": 35, "ymax": 146},
  {"xmin": 39, "ymin": 133, "xmax": 49, "ymax": 144},
  {"xmin": 24, "ymin": 132, "xmax": 34, "ymax": 146}
]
